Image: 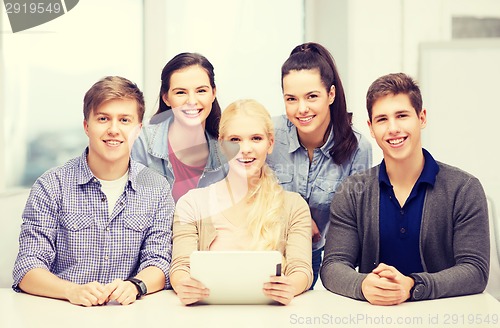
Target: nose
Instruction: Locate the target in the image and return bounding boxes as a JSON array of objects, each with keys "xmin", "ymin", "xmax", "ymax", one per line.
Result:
[
  {"xmin": 187, "ymin": 92, "xmax": 197, "ymax": 105},
  {"xmin": 298, "ymin": 101, "xmax": 309, "ymax": 115},
  {"xmin": 239, "ymin": 139, "xmax": 252, "ymax": 154},
  {"xmin": 107, "ymin": 119, "xmax": 119, "ymax": 135},
  {"xmin": 388, "ymin": 118, "xmax": 401, "ymax": 134}
]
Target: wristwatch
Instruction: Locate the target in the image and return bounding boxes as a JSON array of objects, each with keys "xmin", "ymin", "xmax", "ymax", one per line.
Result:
[
  {"xmin": 409, "ymin": 274, "xmax": 426, "ymax": 301},
  {"xmin": 125, "ymin": 277, "xmax": 147, "ymax": 298}
]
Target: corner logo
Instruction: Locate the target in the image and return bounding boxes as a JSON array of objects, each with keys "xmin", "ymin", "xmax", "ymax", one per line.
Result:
[{"xmin": 3, "ymin": 0, "xmax": 79, "ymax": 33}]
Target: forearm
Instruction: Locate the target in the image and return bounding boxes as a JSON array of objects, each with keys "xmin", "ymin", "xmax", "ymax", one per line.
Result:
[
  {"xmin": 18, "ymin": 268, "xmax": 77, "ymax": 301},
  {"xmin": 135, "ymin": 266, "xmax": 166, "ymax": 294},
  {"xmin": 169, "ymin": 270, "xmax": 190, "ymax": 294},
  {"xmin": 320, "ymin": 262, "xmax": 367, "ymax": 300},
  {"xmin": 287, "ymin": 271, "xmax": 310, "ymax": 295}
]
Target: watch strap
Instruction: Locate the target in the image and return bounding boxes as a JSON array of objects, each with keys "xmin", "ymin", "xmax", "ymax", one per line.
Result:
[{"xmin": 125, "ymin": 277, "xmax": 147, "ymax": 298}]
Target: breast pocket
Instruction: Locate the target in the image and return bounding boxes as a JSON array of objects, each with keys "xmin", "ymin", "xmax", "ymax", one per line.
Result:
[
  {"xmin": 121, "ymin": 214, "xmax": 153, "ymax": 257},
  {"xmin": 309, "ymin": 178, "xmax": 342, "ymax": 233},
  {"xmin": 58, "ymin": 213, "xmax": 95, "ymax": 258},
  {"xmin": 274, "ymin": 172, "xmax": 294, "ymax": 192},
  {"xmin": 311, "ymin": 178, "xmax": 342, "ymax": 207}
]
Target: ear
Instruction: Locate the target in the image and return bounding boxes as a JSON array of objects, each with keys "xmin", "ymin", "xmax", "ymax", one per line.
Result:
[
  {"xmin": 128, "ymin": 123, "xmax": 143, "ymax": 152},
  {"xmin": 267, "ymin": 135, "xmax": 275, "ymax": 155},
  {"xmin": 367, "ymin": 119, "xmax": 375, "ymax": 139},
  {"xmin": 419, "ymin": 109, "xmax": 427, "ymax": 129},
  {"xmin": 130, "ymin": 123, "xmax": 143, "ymax": 142},
  {"xmin": 328, "ymin": 85, "xmax": 336, "ymax": 104},
  {"xmin": 162, "ymin": 93, "xmax": 171, "ymax": 107},
  {"xmin": 83, "ymin": 120, "xmax": 89, "ymax": 137}
]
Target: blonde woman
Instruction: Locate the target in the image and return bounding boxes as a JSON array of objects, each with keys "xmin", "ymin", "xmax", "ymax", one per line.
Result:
[{"xmin": 169, "ymin": 99, "xmax": 312, "ymax": 305}]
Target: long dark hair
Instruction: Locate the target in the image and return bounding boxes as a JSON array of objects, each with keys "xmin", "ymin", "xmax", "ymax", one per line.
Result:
[
  {"xmin": 156, "ymin": 52, "xmax": 221, "ymax": 138},
  {"xmin": 281, "ymin": 42, "xmax": 358, "ymax": 165}
]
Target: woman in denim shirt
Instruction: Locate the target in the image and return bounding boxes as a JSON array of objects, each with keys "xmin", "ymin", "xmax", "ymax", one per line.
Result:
[
  {"xmin": 132, "ymin": 53, "xmax": 226, "ymax": 202},
  {"xmin": 266, "ymin": 43, "xmax": 373, "ymax": 288}
]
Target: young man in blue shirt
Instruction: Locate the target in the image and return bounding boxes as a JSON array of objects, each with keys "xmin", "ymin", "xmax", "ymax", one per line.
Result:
[
  {"xmin": 13, "ymin": 76, "xmax": 174, "ymax": 306},
  {"xmin": 320, "ymin": 72, "xmax": 489, "ymax": 305}
]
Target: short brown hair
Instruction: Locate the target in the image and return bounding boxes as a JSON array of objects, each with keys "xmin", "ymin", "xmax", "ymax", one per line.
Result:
[
  {"xmin": 366, "ymin": 72, "xmax": 422, "ymax": 122},
  {"xmin": 83, "ymin": 76, "xmax": 145, "ymax": 122}
]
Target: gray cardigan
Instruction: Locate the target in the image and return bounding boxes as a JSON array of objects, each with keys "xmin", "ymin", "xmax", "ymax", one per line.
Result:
[{"xmin": 320, "ymin": 161, "xmax": 490, "ymax": 301}]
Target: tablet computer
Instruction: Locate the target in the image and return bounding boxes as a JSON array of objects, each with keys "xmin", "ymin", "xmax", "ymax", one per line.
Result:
[{"xmin": 190, "ymin": 250, "xmax": 282, "ymax": 304}]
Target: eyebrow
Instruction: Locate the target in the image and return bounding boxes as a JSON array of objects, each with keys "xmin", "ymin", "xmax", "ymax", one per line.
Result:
[
  {"xmin": 171, "ymin": 85, "xmax": 210, "ymax": 91},
  {"xmin": 372, "ymin": 109, "xmax": 412, "ymax": 120},
  {"xmin": 283, "ymin": 90, "xmax": 320, "ymax": 97}
]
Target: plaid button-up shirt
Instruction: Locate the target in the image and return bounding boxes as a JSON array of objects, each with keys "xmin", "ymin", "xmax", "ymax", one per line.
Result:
[{"xmin": 13, "ymin": 149, "xmax": 174, "ymax": 290}]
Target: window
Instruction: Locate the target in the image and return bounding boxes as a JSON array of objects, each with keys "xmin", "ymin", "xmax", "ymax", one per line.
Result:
[{"xmin": 1, "ymin": 0, "xmax": 143, "ymax": 189}]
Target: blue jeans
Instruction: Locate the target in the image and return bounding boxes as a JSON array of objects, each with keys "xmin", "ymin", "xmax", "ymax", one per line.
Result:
[{"xmin": 309, "ymin": 247, "xmax": 324, "ymax": 290}]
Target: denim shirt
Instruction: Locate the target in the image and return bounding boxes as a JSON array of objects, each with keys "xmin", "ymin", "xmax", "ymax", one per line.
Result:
[
  {"xmin": 266, "ymin": 115, "xmax": 373, "ymax": 250},
  {"xmin": 131, "ymin": 113, "xmax": 227, "ymax": 191}
]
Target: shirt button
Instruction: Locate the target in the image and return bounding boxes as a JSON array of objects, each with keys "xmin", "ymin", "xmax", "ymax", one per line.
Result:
[
  {"xmin": 139, "ymin": 225, "xmax": 144, "ymax": 229},
  {"xmin": 104, "ymin": 255, "xmax": 109, "ymax": 260},
  {"xmin": 106, "ymin": 227, "xmax": 110, "ymax": 231},
  {"xmin": 73, "ymin": 224, "xmax": 78, "ymax": 229},
  {"xmin": 400, "ymin": 228, "xmax": 406, "ymax": 234},
  {"xmin": 101, "ymin": 197, "xmax": 106, "ymax": 202}
]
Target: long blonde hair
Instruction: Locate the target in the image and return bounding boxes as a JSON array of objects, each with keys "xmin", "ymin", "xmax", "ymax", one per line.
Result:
[{"xmin": 219, "ymin": 99, "xmax": 285, "ymax": 250}]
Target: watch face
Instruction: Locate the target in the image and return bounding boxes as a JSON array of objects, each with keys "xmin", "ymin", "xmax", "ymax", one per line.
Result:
[
  {"xmin": 413, "ymin": 283, "xmax": 425, "ymax": 300},
  {"xmin": 128, "ymin": 278, "xmax": 147, "ymax": 296},
  {"xmin": 137, "ymin": 280, "xmax": 147, "ymax": 295}
]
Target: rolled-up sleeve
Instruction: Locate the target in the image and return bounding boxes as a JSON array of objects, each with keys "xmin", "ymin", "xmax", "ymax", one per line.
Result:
[
  {"xmin": 12, "ymin": 176, "xmax": 59, "ymax": 291},
  {"xmin": 137, "ymin": 182, "xmax": 175, "ymax": 289}
]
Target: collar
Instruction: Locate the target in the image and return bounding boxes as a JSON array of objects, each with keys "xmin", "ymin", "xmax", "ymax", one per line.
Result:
[
  {"xmin": 379, "ymin": 148, "xmax": 439, "ymax": 188},
  {"xmin": 77, "ymin": 148, "xmax": 138, "ymax": 191},
  {"xmin": 285, "ymin": 119, "xmax": 334, "ymax": 158},
  {"xmin": 146, "ymin": 112, "xmax": 223, "ymax": 169}
]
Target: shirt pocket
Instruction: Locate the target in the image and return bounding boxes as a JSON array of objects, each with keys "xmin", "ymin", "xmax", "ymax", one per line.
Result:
[
  {"xmin": 58, "ymin": 213, "xmax": 95, "ymax": 257},
  {"xmin": 121, "ymin": 214, "xmax": 153, "ymax": 256},
  {"xmin": 274, "ymin": 172, "xmax": 294, "ymax": 192},
  {"xmin": 309, "ymin": 178, "xmax": 342, "ymax": 233},
  {"xmin": 310, "ymin": 178, "xmax": 342, "ymax": 211}
]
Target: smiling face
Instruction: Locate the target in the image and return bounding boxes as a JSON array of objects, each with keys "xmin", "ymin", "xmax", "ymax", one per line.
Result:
[
  {"xmin": 221, "ymin": 114, "xmax": 274, "ymax": 181},
  {"xmin": 368, "ymin": 93, "xmax": 426, "ymax": 165},
  {"xmin": 282, "ymin": 69, "xmax": 334, "ymax": 138},
  {"xmin": 162, "ymin": 65, "xmax": 216, "ymax": 129},
  {"xmin": 84, "ymin": 99, "xmax": 142, "ymax": 178}
]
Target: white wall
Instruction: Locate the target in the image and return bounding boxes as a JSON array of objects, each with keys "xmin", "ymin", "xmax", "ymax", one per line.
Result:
[
  {"xmin": 144, "ymin": 0, "xmax": 304, "ymax": 120},
  {"xmin": 306, "ymin": 0, "xmax": 500, "ymax": 163}
]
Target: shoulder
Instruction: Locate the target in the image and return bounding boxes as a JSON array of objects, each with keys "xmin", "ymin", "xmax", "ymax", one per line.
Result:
[
  {"xmin": 29, "ymin": 156, "xmax": 82, "ymax": 197},
  {"xmin": 37, "ymin": 156, "xmax": 80, "ymax": 181},
  {"xmin": 178, "ymin": 184, "xmax": 213, "ymax": 205},
  {"xmin": 352, "ymin": 129, "xmax": 371, "ymax": 148},
  {"xmin": 139, "ymin": 119, "xmax": 167, "ymax": 143},
  {"xmin": 272, "ymin": 115, "xmax": 291, "ymax": 133},
  {"xmin": 336, "ymin": 165, "xmax": 379, "ymax": 195},
  {"xmin": 282, "ymin": 190, "xmax": 308, "ymax": 208},
  {"xmin": 130, "ymin": 159, "xmax": 169, "ymax": 189},
  {"xmin": 435, "ymin": 161, "xmax": 484, "ymax": 190}
]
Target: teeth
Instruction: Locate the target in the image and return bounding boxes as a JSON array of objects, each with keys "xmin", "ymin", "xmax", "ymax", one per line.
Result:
[
  {"xmin": 238, "ymin": 158, "xmax": 254, "ymax": 163},
  {"xmin": 184, "ymin": 109, "xmax": 200, "ymax": 115},
  {"xmin": 388, "ymin": 138, "xmax": 405, "ymax": 145},
  {"xmin": 106, "ymin": 140, "xmax": 121, "ymax": 146},
  {"xmin": 298, "ymin": 117, "xmax": 313, "ymax": 122}
]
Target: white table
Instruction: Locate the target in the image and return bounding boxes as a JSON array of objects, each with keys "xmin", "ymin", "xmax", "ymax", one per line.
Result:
[{"xmin": 1, "ymin": 288, "xmax": 499, "ymax": 328}]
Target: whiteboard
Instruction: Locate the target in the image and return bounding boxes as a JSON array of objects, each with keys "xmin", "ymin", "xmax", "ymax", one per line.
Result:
[{"xmin": 419, "ymin": 39, "xmax": 500, "ymax": 256}]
